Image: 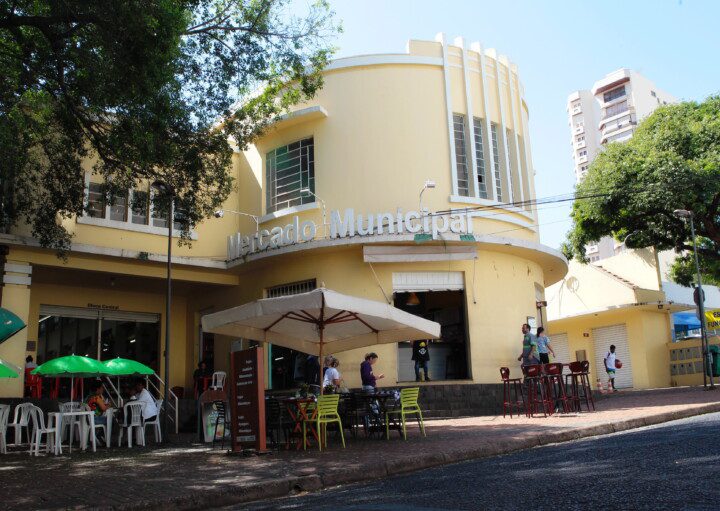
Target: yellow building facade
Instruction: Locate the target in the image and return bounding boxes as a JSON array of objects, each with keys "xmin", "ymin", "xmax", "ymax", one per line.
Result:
[
  {"xmin": 546, "ymin": 249, "xmax": 690, "ymax": 390},
  {"xmin": 0, "ymin": 35, "xmax": 566, "ymax": 402}
]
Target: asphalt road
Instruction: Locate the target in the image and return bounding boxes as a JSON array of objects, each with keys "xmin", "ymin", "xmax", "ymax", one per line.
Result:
[{"xmin": 235, "ymin": 412, "xmax": 720, "ymax": 511}]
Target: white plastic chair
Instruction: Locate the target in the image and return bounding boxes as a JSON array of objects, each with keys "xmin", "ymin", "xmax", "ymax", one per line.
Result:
[
  {"xmin": 0, "ymin": 404, "xmax": 10, "ymax": 454},
  {"xmin": 8, "ymin": 402, "xmax": 34, "ymax": 446},
  {"xmin": 27, "ymin": 405, "xmax": 57, "ymax": 456},
  {"xmin": 209, "ymin": 371, "xmax": 226, "ymax": 390},
  {"xmin": 143, "ymin": 399, "xmax": 163, "ymax": 444},
  {"xmin": 118, "ymin": 402, "xmax": 145, "ymax": 447},
  {"xmin": 90, "ymin": 408, "xmax": 114, "ymax": 449},
  {"xmin": 59, "ymin": 402, "xmax": 83, "ymax": 447}
]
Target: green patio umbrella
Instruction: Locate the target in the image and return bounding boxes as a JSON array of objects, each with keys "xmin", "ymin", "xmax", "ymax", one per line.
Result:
[
  {"xmin": 32, "ymin": 354, "xmax": 110, "ymax": 402},
  {"xmin": 0, "ymin": 307, "xmax": 26, "ymax": 344},
  {"xmin": 0, "ymin": 358, "xmax": 19, "ymax": 378},
  {"xmin": 102, "ymin": 357, "xmax": 155, "ymax": 376}
]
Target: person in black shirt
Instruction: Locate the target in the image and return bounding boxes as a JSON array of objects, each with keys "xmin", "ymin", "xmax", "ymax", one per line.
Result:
[{"xmin": 412, "ymin": 340, "xmax": 431, "ymax": 382}]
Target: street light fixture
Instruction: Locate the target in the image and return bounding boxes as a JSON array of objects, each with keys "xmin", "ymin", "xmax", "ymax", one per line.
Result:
[
  {"xmin": 299, "ymin": 188, "xmax": 328, "ymax": 238},
  {"xmin": 419, "ymin": 179, "xmax": 436, "ymax": 213},
  {"xmin": 213, "ymin": 209, "xmax": 260, "ymax": 231},
  {"xmin": 674, "ymin": 208, "xmax": 715, "ymax": 389},
  {"xmin": 151, "ymin": 180, "xmax": 175, "ymax": 435}
]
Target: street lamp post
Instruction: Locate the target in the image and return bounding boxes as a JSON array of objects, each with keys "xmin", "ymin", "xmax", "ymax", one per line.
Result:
[
  {"xmin": 152, "ymin": 180, "xmax": 175, "ymax": 436},
  {"xmin": 674, "ymin": 209, "xmax": 715, "ymax": 389}
]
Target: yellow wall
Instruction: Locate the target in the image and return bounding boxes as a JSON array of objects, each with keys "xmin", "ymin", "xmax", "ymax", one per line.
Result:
[
  {"xmin": 548, "ymin": 307, "xmax": 672, "ymax": 389},
  {"xmin": 193, "ymin": 245, "xmax": 546, "ymax": 387}
]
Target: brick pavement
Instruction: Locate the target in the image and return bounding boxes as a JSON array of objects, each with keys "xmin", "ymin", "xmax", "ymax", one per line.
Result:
[{"xmin": 1, "ymin": 387, "xmax": 719, "ymax": 510}]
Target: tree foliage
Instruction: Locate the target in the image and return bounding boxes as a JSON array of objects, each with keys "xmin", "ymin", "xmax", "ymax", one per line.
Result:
[
  {"xmin": 566, "ymin": 96, "xmax": 720, "ymax": 286},
  {"xmin": 0, "ymin": 0, "xmax": 339, "ymax": 250}
]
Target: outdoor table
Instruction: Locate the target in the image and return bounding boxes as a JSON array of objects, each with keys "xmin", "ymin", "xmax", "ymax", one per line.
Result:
[
  {"xmin": 353, "ymin": 390, "xmax": 399, "ymax": 438},
  {"xmin": 48, "ymin": 410, "xmax": 96, "ymax": 454},
  {"xmin": 279, "ymin": 396, "xmax": 319, "ymax": 450}
]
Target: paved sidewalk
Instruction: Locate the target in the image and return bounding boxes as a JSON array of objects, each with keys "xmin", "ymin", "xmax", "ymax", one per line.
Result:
[{"xmin": 1, "ymin": 387, "xmax": 719, "ymax": 510}]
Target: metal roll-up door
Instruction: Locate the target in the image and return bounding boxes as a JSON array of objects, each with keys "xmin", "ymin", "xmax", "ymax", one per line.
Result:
[
  {"xmin": 100, "ymin": 310, "xmax": 160, "ymax": 323},
  {"xmin": 39, "ymin": 305, "xmax": 100, "ymax": 320},
  {"xmin": 550, "ymin": 332, "xmax": 570, "ymax": 368},
  {"xmin": 593, "ymin": 324, "xmax": 633, "ymax": 389},
  {"xmin": 392, "ymin": 271, "xmax": 464, "ymax": 292}
]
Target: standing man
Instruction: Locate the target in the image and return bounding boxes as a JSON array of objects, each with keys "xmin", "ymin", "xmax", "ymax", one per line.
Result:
[
  {"xmin": 412, "ymin": 340, "xmax": 431, "ymax": 382},
  {"xmin": 517, "ymin": 323, "xmax": 539, "ymax": 366},
  {"xmin": 604, "ymin": 345, "xmax": 618, "ymax": 392}
]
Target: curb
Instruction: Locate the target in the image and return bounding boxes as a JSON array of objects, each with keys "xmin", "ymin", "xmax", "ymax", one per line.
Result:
[{"xmin": 113, "ymin": 403, "xmax": 720, "ymax": 511}]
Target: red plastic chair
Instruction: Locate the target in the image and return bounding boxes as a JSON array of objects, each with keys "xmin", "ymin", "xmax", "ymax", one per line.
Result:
[
  {"xmin": 24, "ymin": 369, "xmax": 42, "ymax": 398},
  {"xmin": 500, "ymin": 367, "xmax": 524, "ymax": 418},
  {"xmin": 521, "ymin": 364, "xmax": 546, "ymax": 418}
]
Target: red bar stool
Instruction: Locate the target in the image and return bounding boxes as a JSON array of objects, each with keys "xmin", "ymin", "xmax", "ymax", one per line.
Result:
[
  {"xmin": 500, "ymin": 367, "xmax": 524, "ymax": 418},
  {"xmin": 542, "ymin": 363, "xmax": 569, "ymax": 414},
  {"xmin": 565, "ymin": 361, "xmax": 595, "ymax": 412},
  {"xmin": 521, "ymin": 364, "xmax": 546, "ymax": 418}
]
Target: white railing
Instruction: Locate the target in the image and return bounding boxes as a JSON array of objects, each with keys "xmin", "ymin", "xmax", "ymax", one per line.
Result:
[
  {"xmin": 102, "ymin": 377, "xmax": 124, "ymax": 409},
  {"xmin": 148, "ymin": 374, "xmax": 179, "ymax": 434}
]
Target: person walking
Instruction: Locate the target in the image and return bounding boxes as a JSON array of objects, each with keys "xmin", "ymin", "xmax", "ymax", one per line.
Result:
[
  {"xmin": 535, "ymin": 327, "xmax": 555, "ymax": 364},
  {"xmin": 412, "ymin": 340, "xmax": 431, "ymax": 382},
  {"xmin": 517, "ymin": 323, "xmax": 539, "ymax": 366},
  {"xmin": 604, "ymin": 345, "xmax": 618, "ymax": 392}
]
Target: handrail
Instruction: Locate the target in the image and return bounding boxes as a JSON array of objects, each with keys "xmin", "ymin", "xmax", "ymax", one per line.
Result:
[
  {"xmin": 102, "ymin": 377, "xmax": 123, "ymax": 409},
  {"xmin": 147, "ymin": 374, "xmax": 179, "ymax": 434}
]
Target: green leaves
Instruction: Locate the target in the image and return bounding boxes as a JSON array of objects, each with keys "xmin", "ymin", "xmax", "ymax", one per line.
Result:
[
  {"xmin": 566, "ymin": 96, "xmax": 720, "ymax": 285},
  {"xmin": 0, "ymin": 1, "xmax": 339, "ymax": 251}
]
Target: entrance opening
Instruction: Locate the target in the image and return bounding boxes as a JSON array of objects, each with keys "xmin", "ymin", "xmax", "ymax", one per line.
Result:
[{"xmin": 394, "ymin": 290, "xmax": 469, "ymax": 381}]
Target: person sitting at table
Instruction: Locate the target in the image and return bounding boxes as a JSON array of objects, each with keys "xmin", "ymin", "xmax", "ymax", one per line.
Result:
[
  {"xmin": 323, "ymin": 356, "xmax": 343, "ymax": 392},
  {"xmin": 360, "ymin": 353, "xmax": 384, "ymax": 392},
  {"xmin": 86, "ymin": 381, "xmax": 110, "ymax": 430},
  {"xmin": 134, "ymin": 379, "xmax": 159, "ymax": 423}
]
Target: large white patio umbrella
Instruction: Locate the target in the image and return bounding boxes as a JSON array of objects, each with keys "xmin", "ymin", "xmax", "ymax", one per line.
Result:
[{"xmin": 201, "ymin": 288, "xmax": 441, "ymax": 390}]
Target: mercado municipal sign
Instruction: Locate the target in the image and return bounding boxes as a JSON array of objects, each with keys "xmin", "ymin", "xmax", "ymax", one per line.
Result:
[{"xmin": 227, "ymin": 208, "xmax": 474, "ymax": 260}]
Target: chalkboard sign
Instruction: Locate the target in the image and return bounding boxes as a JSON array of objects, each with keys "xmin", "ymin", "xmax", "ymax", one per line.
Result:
[{"xmin": 229, "ymin": 347, "xmax": 267, "ymax": 452}]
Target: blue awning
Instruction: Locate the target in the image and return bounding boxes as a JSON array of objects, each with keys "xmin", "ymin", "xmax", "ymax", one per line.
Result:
[{"xmin": 673, "ymin": 311, "xmax": 701, "ymax": 332}]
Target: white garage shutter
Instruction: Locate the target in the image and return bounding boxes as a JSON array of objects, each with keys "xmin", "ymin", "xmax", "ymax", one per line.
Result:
[
  {"xmin": 549, "ymin": 333, "xmax": 570, "ymax": 369},
  {"xmin": 593, "ymin": 324, "xmax": 633, "ymax": 389},
  {"xmin": 392, "ymin": 272, "xmax": 464, "ymax": 292}
]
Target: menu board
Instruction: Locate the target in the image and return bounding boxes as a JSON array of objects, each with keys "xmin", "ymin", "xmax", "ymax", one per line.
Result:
[{"xmin": 229, "ymin": 347, "xmax": 267, "ymax": 452}]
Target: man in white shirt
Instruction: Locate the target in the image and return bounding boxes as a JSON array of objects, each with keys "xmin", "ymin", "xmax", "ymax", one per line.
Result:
[
  {"xmin": 134, "ymin": 380, "xmax": 159, "ymax": 421},
  {"xmin": 604, "ymin": 345, "xmax": 618, "ymax": 392}
]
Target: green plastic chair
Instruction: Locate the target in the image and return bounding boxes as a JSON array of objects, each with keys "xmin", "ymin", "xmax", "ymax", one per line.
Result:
[
  {"xmin": 385, "ymin": 387, "xmax": 426, "ymax": 440},
  {"xmin": 303, "ymin": 394, "xmax": 345, "ymax": 451}
]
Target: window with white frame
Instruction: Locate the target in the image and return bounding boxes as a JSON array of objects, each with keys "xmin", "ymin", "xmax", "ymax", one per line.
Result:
[
  {"xmin": 266, "ymin": 137, "xmax": 314, "ymax": 214},
  {"xmin": 452, "ymin": 114, "xmax": 470, "ymax": 197},
  {"xmin": 266, "ymin": 278, "xmax": 317, "ymax": 298},
  {"xmin": 576, "ymin": 135, "xmax": 585, "ymax": 143},
  {"xmin": 83, "ymin": 183, "xmax": 186, "ymax": 233},
  {"xmin": 490, "ymin": 123, "xmax": 503, "ymax": 201},
  {"xmin": 578, "ymin": 149, "xmax": 587, "ymax": 157},
  {"xmin": 472, "ymin": 118, "xmax": 488, "ymax": 199}
]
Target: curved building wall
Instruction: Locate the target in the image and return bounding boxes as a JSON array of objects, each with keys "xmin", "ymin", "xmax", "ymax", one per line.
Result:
[{"xmin": 199, "ymin": 35, "xmax": 567, "ymax": 387}]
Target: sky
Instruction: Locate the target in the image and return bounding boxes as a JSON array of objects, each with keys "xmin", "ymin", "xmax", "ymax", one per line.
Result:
[{"xmin": 307, "ymin": 0, "xmax": 720, "ymax": 249}]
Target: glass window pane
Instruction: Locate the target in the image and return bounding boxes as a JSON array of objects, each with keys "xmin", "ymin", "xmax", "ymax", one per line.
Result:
[
  {"xmin": 453, "ymin": 114, "xmax": 469, "ymax": 197},
  {"xmin": 266, "ymin": 137, "xmax": 314, "ymax": 213},
  {"xmin": 131, "ymin": 190, "xmax": 149, "ymax": 225},
  {"xmin": 109, "ymin": 191, "xmax": 128, "ymax": 222},
  {"xmin": 87, "ymin": 182, "xmax": 105, "ymax": 218}
]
